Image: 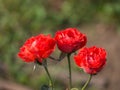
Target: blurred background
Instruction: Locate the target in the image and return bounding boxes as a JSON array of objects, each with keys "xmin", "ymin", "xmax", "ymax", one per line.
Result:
[{"xmin": 0, "ymin": 0, "xmax": 120, "ymax": 90}]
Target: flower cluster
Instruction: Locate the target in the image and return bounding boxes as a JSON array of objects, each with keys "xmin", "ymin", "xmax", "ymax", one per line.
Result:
[
  {"xmin": 18, "ymin": 34, "xmax": 56, "ymax": 63},
  {"xmin": 74, "ymin": 46, "xmax": 106, "ymax": 74},
  {"xmin": 55, "ymin": 28, "xmax": 87, "ymax": 53},
  {"xmin": 18, "ymin": 28, "xmax": 107, "ymax": 90}
]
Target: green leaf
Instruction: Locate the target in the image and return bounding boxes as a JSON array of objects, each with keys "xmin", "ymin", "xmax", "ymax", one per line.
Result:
[
  {"xmin": 71, "ymin": 88, "xmax": 79, "ymax": 90},
  {"xmin": 40, "ymin": 85, "xmax": 50, "ymax": 90}
]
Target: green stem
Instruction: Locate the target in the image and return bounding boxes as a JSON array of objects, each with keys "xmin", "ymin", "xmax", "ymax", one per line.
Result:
[
  {"xmin": 43, "ymin": 61, "xmax": 54, "ymax": 90},
  {"xmin": 67, "ymin": 53, "xmax": 72, "ymax": 89},
  {"xmin": 81, "ymin": 74, "xmax": 92, "ymax": 90}
]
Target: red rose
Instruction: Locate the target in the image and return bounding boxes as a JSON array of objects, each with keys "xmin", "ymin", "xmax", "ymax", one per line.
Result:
[
  {"xmin": 55, "ymin": 28, "xmax": 87, "ymax": 53},
  {"xmin": 18, "ymin": 34, "xmax": 56, "ymax": 63},
  {"xmin": 74, "ymin": 46, "xmax": 106, "ymax": 74}
]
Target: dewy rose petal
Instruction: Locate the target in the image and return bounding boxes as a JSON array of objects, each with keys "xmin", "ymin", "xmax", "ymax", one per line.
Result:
[
  {"xmin": 55, "ymin": 28, "xmax": 87, "ymax": 53},
  {"xmin": 74, "ymin": 46, "xmax": 107, "ymax": 74},
  {"xmin": 18, "ymin": 34, "xmax": 56, "ymax": 63}
]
